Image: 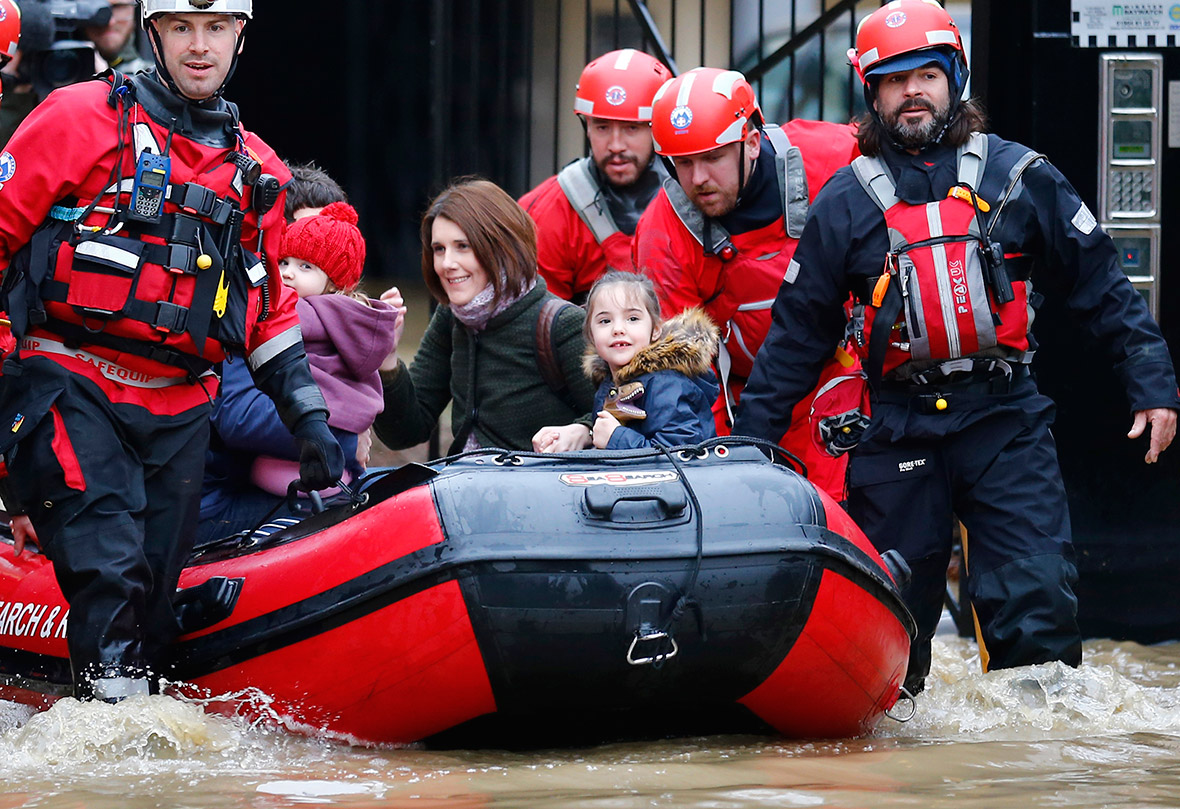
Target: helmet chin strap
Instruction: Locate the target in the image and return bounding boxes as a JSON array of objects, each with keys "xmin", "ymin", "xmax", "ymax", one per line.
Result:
[{"xmin": 145, "ymin": 18, "xmax": 246, "ymax": 103}]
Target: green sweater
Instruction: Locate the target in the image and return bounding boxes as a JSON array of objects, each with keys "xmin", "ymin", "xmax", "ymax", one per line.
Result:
[{"xmin": 375, "ymin": 278, "xmax": 596, "ymax": 454}]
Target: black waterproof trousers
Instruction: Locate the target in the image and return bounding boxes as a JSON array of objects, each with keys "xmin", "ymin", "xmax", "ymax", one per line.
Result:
[
  {"xmin": 4, "ymin": 358, "xmax": 209, "ymax": 697},
  {"xmin": 846, "ymin": 376, "xmax": 1082, "ymax": 693}
]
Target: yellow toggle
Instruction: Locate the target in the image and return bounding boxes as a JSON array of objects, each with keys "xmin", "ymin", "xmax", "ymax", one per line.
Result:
[
  {"xmin": 197, "ymin": 253, "xmax": 213, "ymax": 271},
  {"xmin": 949, "ymin": 185, "xmax": 990, "ymax": 211},
  {"xmin": 935, "ymin": 397, "xmax": 948, "ymax": 411},
  {"xmin": 871, "ymin": 273, "xmax": 890, "ymax": 307},
  {"xmin": 213, "ymin": 270, "xmax": 230, "ymax": 318},
  {"xmin": 834, "ymin": 344, "xmax": 855, "ymax": 368}
]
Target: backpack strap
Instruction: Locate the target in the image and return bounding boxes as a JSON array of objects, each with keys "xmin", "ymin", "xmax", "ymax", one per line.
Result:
[
  {"xmin": 535, "ymin": 297, "xmax": 579, "ymax": 409},
  {"xmin": 761, "ymin": 123, "xmax": 810, "ymax": 238},
  {"xmin": 662, "ymin": 173, "xmax": 735, "ymax": 257},
  {"xmin": 556, "ymin": 157, "xmax": 621, "ymax": 246},
  {"xmin": 851, "ymin": 154, "xmax": 900, "ymax": 213}
]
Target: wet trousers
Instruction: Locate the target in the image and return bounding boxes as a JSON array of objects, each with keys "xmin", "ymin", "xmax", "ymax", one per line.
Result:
[
  {"xmin": 6, "ymin": 361, "xmax": 210, "ymax": 696},
  {"xmin": 846, "ymin": 389, "xmax": 1082, "ymax": 693}
]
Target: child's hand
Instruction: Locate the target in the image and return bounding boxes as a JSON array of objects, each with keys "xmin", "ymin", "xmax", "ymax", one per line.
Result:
[
  {"xmin": 356, "ymin": 428, "xmax": 373, "ymax": 469},
  {"xmin": 532, "ymin": 424, "xmax": 591, "ymax": 453},
  {"xmin": 379, "ymin": 286, "xmax": 408, "ymax": 372},
  {"xmin": 592, "ymin": 411, "xmax": 621, "ymax": 449}
]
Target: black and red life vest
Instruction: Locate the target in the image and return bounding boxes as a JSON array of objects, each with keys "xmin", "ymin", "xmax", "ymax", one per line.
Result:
[{"xmin": 851, "ymin": 133, "xmax": 1045, "ymax": 385}]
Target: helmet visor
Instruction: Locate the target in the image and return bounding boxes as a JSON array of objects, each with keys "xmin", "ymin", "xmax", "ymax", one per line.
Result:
[{"xmin": 863, "ymin": 49, "xmax": 951, "ymax": 80}]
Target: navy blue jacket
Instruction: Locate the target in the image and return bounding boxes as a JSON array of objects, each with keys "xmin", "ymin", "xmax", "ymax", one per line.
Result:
[
  {"xmin": 736, "ymin": 133, "xmax": 1180, "ymax": 442},
  {"xmin": 201, "ymin": 358, "xmax": 359, "ymax": 515},
  {"xmin": 587, "ymin": 308, "xmax": 720, "ymax": 450}
]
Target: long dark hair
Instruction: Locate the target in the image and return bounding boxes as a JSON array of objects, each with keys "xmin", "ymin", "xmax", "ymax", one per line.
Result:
[
  {"xmin": 420, "ymin": 178, "xmax": 538, "ymax": 307},
  {"xmin": 856, "ymin": 97, "xmax": 989, "ymax": 157}
]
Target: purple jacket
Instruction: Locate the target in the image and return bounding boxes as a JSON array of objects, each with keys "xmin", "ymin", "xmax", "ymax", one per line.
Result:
[
  {"xmin": 250, "ymin": 293, "xmax": 399, "ymax": 496},
  {"xmin": 300, "ymin": 294, "xmax": 400, "ymax": 433}
]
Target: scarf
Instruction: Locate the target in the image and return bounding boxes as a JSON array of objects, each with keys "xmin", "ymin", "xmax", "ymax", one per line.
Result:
[{"xmin": 449, "ymin": 272, "xmax": 536, "ymax": 333}]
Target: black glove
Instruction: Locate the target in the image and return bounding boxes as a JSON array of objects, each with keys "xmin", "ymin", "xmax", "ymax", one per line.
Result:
[{"xmin": 292, "ymin": 414, "xmax": 345, "ymax": 491}]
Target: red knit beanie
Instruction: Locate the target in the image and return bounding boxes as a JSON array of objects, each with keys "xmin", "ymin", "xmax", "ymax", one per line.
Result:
[{"xmin": 281, "ymin": 202, "xmax": 367, "ymax": 293}]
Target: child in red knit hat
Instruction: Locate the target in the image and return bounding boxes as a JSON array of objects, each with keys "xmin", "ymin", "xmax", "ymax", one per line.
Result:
[
  {"xmin": 249, "ymin": 202, "xmax": 406, "ymax": 495},
  {"xmin": 198, "ymin": 202, "xmax": 406, "ymax": 541}
]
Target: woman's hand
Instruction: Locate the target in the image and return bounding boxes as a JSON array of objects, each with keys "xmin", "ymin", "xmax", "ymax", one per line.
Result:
[
  {"xmin": 11, "ymin": 514, "xmax": 38, "ymax": 557},
  {"xmin": 592, "ymin": 411, "xmax": 621, "ymax": 449},
  {"xmin": 532, "ymin": 424, "xmax": 591, "ymax": 453},
  {"xmin": 379, "ymin": 286, "xmax": 408, "ymax": 373}
]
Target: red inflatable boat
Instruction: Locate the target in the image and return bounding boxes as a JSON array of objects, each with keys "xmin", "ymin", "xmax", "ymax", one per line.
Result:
[{"xmin": 0, "ymin": 439, "xmax": 914, "ymax": 746}]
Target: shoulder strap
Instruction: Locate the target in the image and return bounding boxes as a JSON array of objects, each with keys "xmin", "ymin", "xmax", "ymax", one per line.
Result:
[
  {"xmin": 662, "ymin": 173, "xmax": 735, "ymax": 257},
  {"xmin": 556, "ymin": 157, "xmax": 621, "ymax": 245},
  {"xmin": 762, "ymin": 124, "xmax": 810, "ymax": 239},
  {"xmin": 535, "ymin": 297, "xmax": 578, "ymax": 408},
  {"xmin": 986, "ymin": 147, "xmax": 1046, "ymax": 238},
  {"xmin": 851, "ymin": 154, "xmax": 900, "ymax": 213},
  {"xmin": 957, "ymin": 131, "xmax": 989, "ymax": 190}
]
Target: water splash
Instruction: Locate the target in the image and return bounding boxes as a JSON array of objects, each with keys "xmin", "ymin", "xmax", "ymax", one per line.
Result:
[
  {"xmin": 880, "ymin": 636, "xmax": 1180, "ymax": 741},
  {"xmin": 2, "ymin": 694, "xmax": 241, "ymax": 766}
]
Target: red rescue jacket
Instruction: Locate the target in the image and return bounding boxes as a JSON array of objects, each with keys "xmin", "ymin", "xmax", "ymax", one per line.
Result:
[
  {"xmin": 0, "ymin": 77, "xmax": 297, "ymax": 414},
  {"xmin": 520, "ymin": 158, "xmax": 636, "ymax": 301},
  {"xmin": 633, "ymin": 119, "xmax": 861, "ymax": 499}
]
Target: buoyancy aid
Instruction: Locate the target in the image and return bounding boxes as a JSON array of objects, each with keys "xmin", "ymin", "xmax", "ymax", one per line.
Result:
[
  {"xmin": 659, "ymin": 124, "xmax": 817, "ymax": 416},
  {"xmin": 851, "ymin": 132, "xmax": 1045, "ymax": 386},
  {"xmin": 2, "ymin": 73, "xmax": 283, "ymax": 376},
  {"xmin": 555, "ymin": 156, "xmax": 634, "ymax": 276}
]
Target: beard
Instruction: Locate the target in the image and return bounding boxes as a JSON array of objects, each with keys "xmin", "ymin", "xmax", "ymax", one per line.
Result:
[{"xmin": 882, "ymin": 97, "xmax": 953, "ymax": 150}]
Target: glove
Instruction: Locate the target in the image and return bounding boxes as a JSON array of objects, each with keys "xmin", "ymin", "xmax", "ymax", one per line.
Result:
[{"xmin": 292, "ymin": 414, "xmax": 345, "ymax": 491}]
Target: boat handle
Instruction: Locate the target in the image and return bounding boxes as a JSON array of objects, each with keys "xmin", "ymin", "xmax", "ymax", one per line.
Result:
[
  {"xmin": 626, "ymin": 630, "xmax": 679, "ymax": 666},
  {"xmin": 884, "ymin": 685, "xmax": 916, "ymax": 722}
]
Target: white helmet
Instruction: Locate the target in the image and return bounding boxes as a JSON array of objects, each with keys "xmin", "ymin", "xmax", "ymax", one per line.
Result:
[{"xmin": 141, "ymin": 0, "xmax": 252, "ymax": 21}]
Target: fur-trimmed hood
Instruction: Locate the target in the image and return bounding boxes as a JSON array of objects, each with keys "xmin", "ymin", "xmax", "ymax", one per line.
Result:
[{"xmin": 584, "ymin": 307, "xmax": 720, "ymax": 386}]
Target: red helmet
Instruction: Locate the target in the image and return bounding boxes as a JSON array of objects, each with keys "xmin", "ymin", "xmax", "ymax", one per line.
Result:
[
  {"xmin": 650, "ymin": 68, "xmax": 762, "ymax": 157},
  {"xmin": 574, "ymin": 49, "xmax": 671, "ymax": 123},
  {"xmin": 0, "ymin": 0, "xmax": 19, "ymax": 68},
  {"xmin": 848, "ymin": 0, "xmax": 968, "ymax": 94}
]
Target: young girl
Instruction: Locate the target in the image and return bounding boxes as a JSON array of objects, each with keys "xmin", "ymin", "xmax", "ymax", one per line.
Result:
[
  {"xmin": 534, "ymin": 271, "xmax": 720, "ymax": 451},
  {"xmin": 199, "ymin": 202, "xmax": 404, "ymax": 542}
]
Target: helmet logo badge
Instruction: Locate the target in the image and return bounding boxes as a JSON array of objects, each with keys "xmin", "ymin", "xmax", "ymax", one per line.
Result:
[
  {"xmin": 885, "ymin": 11, "xmax": 907, "ymax": 28},
  {"xmin": 670, "ymin": 105, "xmax": 693, "ymax": 131},
  {"xmin": 189, "ymin": 0, "xmax": 216, "ymax": 8},
  {"xmin": 0, "ymin": 151, "xmax": 17, "ymax": 186},
  {"xmin": 604, "ymin": 85, "xmax": 627, "ymax": 106}
]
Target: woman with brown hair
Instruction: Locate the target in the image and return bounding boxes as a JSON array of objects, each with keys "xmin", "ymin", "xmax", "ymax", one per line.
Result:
[{"xmin": 374, "ymin": 178, "xmax": 596, "ymax": 454}]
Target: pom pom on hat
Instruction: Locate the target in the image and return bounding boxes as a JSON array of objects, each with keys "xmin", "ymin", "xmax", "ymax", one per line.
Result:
[{"xmin": 281, "ymin": 202, "xmax": 367, "ymax": 293}]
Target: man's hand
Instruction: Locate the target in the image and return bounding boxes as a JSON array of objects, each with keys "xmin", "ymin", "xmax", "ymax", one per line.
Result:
[
  {"xmin": 1128, "ymin": 408, "xmax": 1177, "ymax": 463},
  {"xmin": 11, "ymin": 514, "xmax": 37, "ymax": 557},
  {"xmin": 532, "ymin": 424, "xmax": 591, "ymax": 453},
  {"xmin": 293, "ymin": 415, "xmax": 346, "ymax": 490}
]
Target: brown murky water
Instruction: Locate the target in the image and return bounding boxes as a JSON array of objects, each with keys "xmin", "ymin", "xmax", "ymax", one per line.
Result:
[{"xmin": 3, "ymin": 634, "xmax": 1180, "ymax": 808}]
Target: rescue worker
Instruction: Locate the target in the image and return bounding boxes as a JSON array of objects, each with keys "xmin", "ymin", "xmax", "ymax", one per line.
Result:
[
  {"xmin": 734, "ymin": 0, "xmax": 1179, "ymax": 693},
  {"xmin": 634, "ymin": 67, "xmax": 860, "ymax": 500},
  {"xmin": 519, "ymin": 48, "xmax": 670, "ymax": 303},
  {"xmin": 0, "ymin": 0, "xmax": 344, "ymax": 701},
  {"xmin": 86, "ymin": 0, "xmax": 152, "ymax": 75}
]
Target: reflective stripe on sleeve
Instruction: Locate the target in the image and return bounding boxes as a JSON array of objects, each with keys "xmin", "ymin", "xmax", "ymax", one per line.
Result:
[{"xmin": 247, "ymin": 325, "xmax": 303, "ymax": 372}]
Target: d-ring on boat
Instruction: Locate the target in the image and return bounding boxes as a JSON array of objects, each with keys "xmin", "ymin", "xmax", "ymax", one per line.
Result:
[{"xmin": 0, "ymin": 438, "xmax": 915, "ymax": 746}]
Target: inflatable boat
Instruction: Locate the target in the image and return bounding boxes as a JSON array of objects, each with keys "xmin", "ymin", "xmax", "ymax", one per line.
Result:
[{"xmin": 0, "ymin": 439, "xmax": 915, "ymax": 746}]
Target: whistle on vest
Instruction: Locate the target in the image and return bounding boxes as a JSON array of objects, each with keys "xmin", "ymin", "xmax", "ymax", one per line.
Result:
[{"xmin": 980, "ymin": 240, "xmax": 1016, "ymax": 305}]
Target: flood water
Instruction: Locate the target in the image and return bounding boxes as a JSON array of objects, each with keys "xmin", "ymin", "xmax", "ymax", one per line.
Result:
[{"xmin": 3, "ymin": 633, "xmax": 1180, "ymax": 808}]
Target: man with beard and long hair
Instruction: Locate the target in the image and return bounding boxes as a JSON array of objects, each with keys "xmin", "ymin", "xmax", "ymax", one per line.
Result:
[
  {"xmin": 735, "ymin": 0, "xmax": 1177, "ymax": 694},
  {"xmin": 520, "ymin": 49, "xmax": 670, "ymax": 303}
]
